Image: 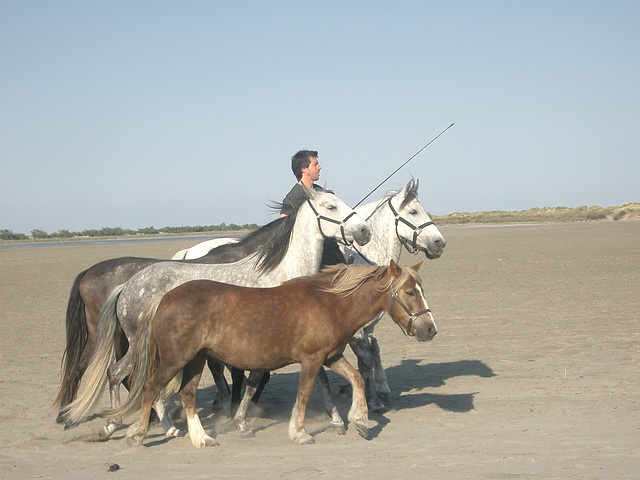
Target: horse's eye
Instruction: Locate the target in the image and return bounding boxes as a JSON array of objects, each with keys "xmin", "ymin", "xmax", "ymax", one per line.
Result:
[
  {"xmin": 405, "ymin": 289, "xmax": 415, "ymax": 297},
  {"xmin": 409, "ymin": 209, "xmax": 418, "ymax": 215},
  {"xmin": 327, "ymin": 205, "xmax": 336, "ymax": 211}
]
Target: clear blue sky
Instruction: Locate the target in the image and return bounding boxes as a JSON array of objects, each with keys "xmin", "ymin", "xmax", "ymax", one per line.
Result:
[{"xmin": 2, "ymin": 1, "xmax": 638, "ymax": 234}]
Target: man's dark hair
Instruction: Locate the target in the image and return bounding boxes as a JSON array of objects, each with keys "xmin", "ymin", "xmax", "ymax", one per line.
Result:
[{"xmin": 291, "ymin": 150, "xmax": 318, "ymax": 181}]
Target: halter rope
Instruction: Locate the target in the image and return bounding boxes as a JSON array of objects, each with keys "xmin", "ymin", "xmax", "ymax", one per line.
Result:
[
  {"xmin": 305, "ymin": 198, "xmax": 358, "ymax": 247},
  {"xmin": 347, "ymin": 193, "xmax": 437, "ymax": 262},
  {"xmin": 387, "ymin": 197, "xmax": 435, "ymax": 255}
]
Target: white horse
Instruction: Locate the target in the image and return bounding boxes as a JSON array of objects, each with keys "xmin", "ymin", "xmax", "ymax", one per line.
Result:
[
  {"xmin": 171, "ymin": 238, "xmax": 239, "ymax": 260},
  {"xmin": 173, "ymin": 179, "xmax": 445, "ymax": 411},
  {"xmin": 59, "ymin": 186, "xmax": 372, "ymax": 439},
  {"xmin": 345, "ymin": 179, "xmax": 445, "ymax": 410}
]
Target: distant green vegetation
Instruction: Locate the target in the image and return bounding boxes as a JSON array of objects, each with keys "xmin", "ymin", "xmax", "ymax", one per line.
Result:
[
  {"xmin": 2, "ymin": 203, "xmax": 639, "ymax": 242},
  {"xmin": 0, "ymin": 223, "xmax": 259, "ymax": 242},
  {"xmin": 432, "ymin": 202, "xmax": 640, "ymax": 225}
]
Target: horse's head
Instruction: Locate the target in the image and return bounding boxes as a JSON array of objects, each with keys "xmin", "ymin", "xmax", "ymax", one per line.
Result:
[
  {"xmin": 388, "ymin": 179, "xmax": 446, "ymax": 259},
  {"xmin": 304, "ymin": 186, "xmax": 372, "ymax": 247},
  {"xmin": 388, "ymin": 260, "xmax": 437, "ymax": 342}
]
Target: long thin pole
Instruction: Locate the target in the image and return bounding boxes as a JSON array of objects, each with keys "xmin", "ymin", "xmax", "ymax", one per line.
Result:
[{"xmin": 352, "ymin": 123, "xmax": 454, "ymax": 208}]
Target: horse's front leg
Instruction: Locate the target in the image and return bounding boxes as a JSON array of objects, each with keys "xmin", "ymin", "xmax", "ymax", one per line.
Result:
[
  {"xmin": 349, "ymin": 329, "xmax": 385, "ymax": 413},
  {"xmin": 288, "ymin": 360, "xmax": 322, "ymax": 445},
  {"xmin": 230, "ymin": 368, "xmax": 270, "ymax": 414},
  {"xmin": 369, "ymin": 336, "xmax": 391, "ymax": 403},
  {"xmin": 325, "ymin": 355, "xmax": 369, "ymax": 439},
  {"xmin": 207, "ymin": 357, "xmax": 231, "ymax": 415},
  {"xmin": 230, "ymin": 367, "xmax": 245, "ymax": 413},
  {"xmin": 232, "ymin": 370, "xmax": 264, "ymax": 438},
  {"xmin": 315, "ymin": 367, "xmax": 346, "ymax": 434}
]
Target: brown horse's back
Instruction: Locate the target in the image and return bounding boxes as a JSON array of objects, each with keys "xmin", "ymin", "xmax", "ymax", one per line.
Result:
[{"xmin": 152, "ymin": 278, "xmax": 351, "ymax": 373}]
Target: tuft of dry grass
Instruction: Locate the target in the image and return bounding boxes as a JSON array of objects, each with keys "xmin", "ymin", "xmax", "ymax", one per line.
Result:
[{"xmin": 433, "ymin": 202, "xmax": 640, "ymax": 225}]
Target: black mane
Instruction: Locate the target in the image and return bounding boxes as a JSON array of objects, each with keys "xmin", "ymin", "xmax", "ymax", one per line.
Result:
[
  {"xmin": 189, "ymin": 215, "xmax": 287, "ymax": 265},
  {"xmin": 254, "ymin": 205, "xmax": 299, "ymax": 274}
]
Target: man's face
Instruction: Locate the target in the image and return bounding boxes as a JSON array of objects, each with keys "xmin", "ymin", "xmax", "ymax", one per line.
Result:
[{"xmin": 302, "ymin": 157, "xmax": 321, "ymax": 181}]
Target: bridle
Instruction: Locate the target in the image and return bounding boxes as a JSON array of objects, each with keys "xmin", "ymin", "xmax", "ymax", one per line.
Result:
[
  {"xmin": 389, "ymin": 285, "xmax": 432, "ymax": 337},
  {"xmin": 345, "ymin": 194, "xmax": 437, "ymax": 264},
  {"xmin": 387, "ymin": 197, "xmax": 435, "ymax": 255},
  {"xmin": 305, "ymin": 198, "xmax": 359, "ymax": 247}
]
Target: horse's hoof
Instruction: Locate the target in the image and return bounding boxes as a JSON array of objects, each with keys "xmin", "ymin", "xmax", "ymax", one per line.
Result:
[
  {"xmin": 165, "ymin": 426, "xmax": 180, "ymax": 438},
  {"xmin": 127, "ymin": 435, "xmax": 144, "ymax": 447},
  {"xmin": 194, "ymin": 436, "xmax": 219, "ymax": 448},
  {"xmin": 376, "ymin": 391, "xmax": 391, "ymax": 404},
  {"xmin": 354, "ymin": 420, "xmax": 370, "ymax": 440},
  {"xmin": 98, "ymin": 424, "xmax": 117, "ymax": 440},
  {"xmin": 330, "ymin": 422, "xmax": 346, "ymax": 435},
  {"xmin": 202, "ymin": 437, "xmax": 219, "ymax": 447},
  {"xmin": 295, "ymin": 435, "xmax": 315, "ymax": 445},
  {"xmin": 240, "ymin": 429, "xmax": 255, "ymax": 439},
  {"xmin": 368, "ymin": 401, "xmax": 386, "ymax": 414}
]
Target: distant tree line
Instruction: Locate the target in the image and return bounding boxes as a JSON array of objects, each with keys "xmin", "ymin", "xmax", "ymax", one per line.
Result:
[
  {"xmin": 3, "ymin": 202, "xmax": 638, "ymax": 242},
  {"xmin": 0, "ymin": 223, "xmax": 259, "ymax": 241}
]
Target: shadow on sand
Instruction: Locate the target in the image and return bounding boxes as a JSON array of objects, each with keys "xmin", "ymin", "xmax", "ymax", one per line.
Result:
[{"xmin": 150, "ymin": 358, "xmax": 496, "ymax": 442}]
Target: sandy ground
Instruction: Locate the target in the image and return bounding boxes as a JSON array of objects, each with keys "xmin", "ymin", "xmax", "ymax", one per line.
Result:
[{"xmin": 0, "ymin": 221, "xmax": 638, "ymax": 479}]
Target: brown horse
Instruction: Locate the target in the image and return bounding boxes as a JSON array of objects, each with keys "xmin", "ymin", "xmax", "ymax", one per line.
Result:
[{"xmin": 110, "ymin": 261, "xmax": 437, "ymax": 448}]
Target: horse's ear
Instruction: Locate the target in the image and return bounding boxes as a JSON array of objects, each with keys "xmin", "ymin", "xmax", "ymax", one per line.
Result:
[
  {"xmin": 411, "ymin": 261, "xmax": 423, "ymax": 272},
  {"xmin": 389, "ymin": 259, "xmax": 401, "ymax": 275},
  {"xmin": 302, "ymin": 184, "xmax": 315, "ymax": 197},
  {"xmin": 403, "ymin": 178, "xmax": 418, "ymax": 192}
]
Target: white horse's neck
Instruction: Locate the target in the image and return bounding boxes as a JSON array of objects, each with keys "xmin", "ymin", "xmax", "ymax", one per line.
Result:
[
  {"xmin": 352, "ymin": 198, "xmax": 403, "ymax": 265},
  {"xmin": 260, "ymin": 202, "xmax": 325, "ymax": 284}
]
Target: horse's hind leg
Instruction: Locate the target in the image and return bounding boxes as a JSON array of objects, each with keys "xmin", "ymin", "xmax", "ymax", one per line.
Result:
[
  {"xmin": 180, "ymin": 354, "xmax": 218, "ymax": 448},
  {"xmin": 151, "ymin": 397, "xmax": 180, "ymax": 437},
  {"xmin": 100, "ymin": 354, "xmax": 131, "ymax": 438},
  {"xmin": 127, "ymin": 363, "xmax": 184, "ymax": 447},
  {"xmin": 326, "ymin": 356, "xmax": 369, "ymax": 439},
  {"xmin": 232, "ymin": 370, "xmax": 264, "ymax": 438},
  {"xmin": 315, "ymin": 367, "xmax": 345, "ymax": 434}
]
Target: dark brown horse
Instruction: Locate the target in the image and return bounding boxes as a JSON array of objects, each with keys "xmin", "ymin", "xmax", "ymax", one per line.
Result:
[{"xmin": 110, "ymin": 261, "xmax": 437, "ymax": 447}]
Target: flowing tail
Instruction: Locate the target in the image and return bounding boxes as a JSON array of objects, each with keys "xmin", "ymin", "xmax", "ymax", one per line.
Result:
[
  {"xmin": 106, "ymin": 296, "xmax": 164, "ymax": 420},
  {"xmin": 58, "ymin": 284, "xmax": 125, "ymax": 428},
  {"xmin": 171, "ymin": 248, "xmax": 188, "ymax": 260},
  {"xmin": 55, "ymin": 270, "xmax": 89, "ymax": 410}
]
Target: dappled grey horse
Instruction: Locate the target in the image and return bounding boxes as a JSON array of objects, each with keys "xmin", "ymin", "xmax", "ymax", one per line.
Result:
[{"xmin": 59, "ymin": 186, "xmax": 372, "ymax": 438}]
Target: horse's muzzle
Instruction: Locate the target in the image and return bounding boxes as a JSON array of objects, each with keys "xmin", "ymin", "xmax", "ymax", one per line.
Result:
[
  {"xmin": 355, "ymin": 226, "xmax": 372, "ymax": 246},
  {"xmin": 415, "ymin": 319, "xmax": 438, "ymax": 342}
]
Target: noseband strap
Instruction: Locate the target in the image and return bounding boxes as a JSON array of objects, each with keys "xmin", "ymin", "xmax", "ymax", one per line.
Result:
[
  {"xmin": 306, "ymin": 198, "xmax": 357, "ymax": 246},
  {"xmin": 387, "ymin": 197, "xmax": 435, "ymax": 255},
  {"xmin": 389, "ymin": 286, "xmax": 431, "ymax": 337}
]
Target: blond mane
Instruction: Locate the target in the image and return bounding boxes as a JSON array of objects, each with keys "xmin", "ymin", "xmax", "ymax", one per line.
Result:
[{"xmin": 320, "ymin": 263, "xmax": 419, "ymax": 297}]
